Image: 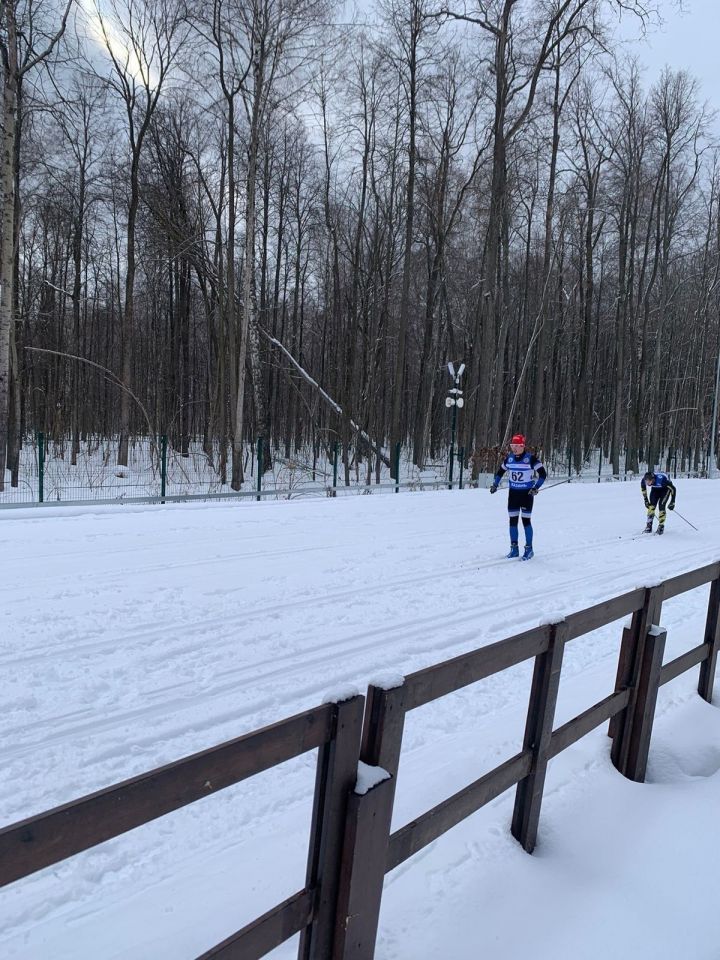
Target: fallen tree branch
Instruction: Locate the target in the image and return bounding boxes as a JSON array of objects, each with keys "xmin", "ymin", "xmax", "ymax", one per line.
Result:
[{"xmin": 259, "ymin": 327, "xmax": 390, "ymax": 468}]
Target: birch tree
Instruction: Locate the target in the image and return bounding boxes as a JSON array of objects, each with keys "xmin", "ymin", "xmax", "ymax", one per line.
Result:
[{"xmin": 0, "ymin": 0, "xmax": 71, "ymax": 489}]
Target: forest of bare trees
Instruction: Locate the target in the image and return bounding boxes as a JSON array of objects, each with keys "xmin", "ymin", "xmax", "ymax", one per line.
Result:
[{"xmin": 2, "ymin": 0, "xmax": 720, "ymax": 493}]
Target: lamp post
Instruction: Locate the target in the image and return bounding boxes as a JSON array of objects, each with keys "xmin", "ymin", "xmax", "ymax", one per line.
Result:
[{"xmin": 446, "ymin": 361, "xmax": 465, "ymax": 488}]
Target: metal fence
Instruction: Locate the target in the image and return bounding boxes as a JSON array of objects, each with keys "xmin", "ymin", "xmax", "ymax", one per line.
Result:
[
  {"xmin": 0, "ymin": 434, "xmax": 706, "ymax": 511},
  {"xmin": 0, "ymin": 436, "xmax": 467, "ymax": 508}
]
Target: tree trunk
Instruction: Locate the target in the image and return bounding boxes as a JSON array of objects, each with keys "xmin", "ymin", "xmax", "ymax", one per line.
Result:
[{"xmin": 0, "ymin": 37, "xmax": 18, "ymax": 491}]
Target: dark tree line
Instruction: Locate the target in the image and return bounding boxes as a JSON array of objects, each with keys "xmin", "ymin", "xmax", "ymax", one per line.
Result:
[{"xmin": 2, "ymin": 0, "xmax": 719, "ymax": 492}]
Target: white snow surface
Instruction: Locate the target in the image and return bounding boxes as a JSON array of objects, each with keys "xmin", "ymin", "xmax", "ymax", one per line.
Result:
[
  {"xmin": 1, "ymin": 480, "xmax": 720, "ymax": 959},
  {"xmin": 355, "ymin": 762, "xmax": 391, "ymax": 796}
]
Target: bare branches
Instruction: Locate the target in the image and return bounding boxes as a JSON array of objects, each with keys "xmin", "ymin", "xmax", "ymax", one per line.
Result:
[
  {"xmin": 5, "ymin": 0, "xmax": 720, "ymax": 490},
  {"xmin": 25, "ymin": 346, "xmax": 158, "ymax": 442}
]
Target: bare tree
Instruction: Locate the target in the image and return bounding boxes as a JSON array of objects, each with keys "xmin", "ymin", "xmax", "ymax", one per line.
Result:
[
  {"xmin": 232, "ymin": 0, "xmax": 331, "ymax": 485},
  {"xmin": 411, "ymin": 49, "xmax": 483, "ymax": 467},
  {"xmin": 439, "ymin": 0, "xmax": 652, "ymax": 449},
  {"xmin": 0, "ymin": 0, "xmax": 72, "ymax": 489},
  {"xmin": 93, "ymin": 0, "xmax": 189, "ymax": 465},
  {"xmin": 384, "ymin": 0, "xmax": 438, "ymax": 476}
]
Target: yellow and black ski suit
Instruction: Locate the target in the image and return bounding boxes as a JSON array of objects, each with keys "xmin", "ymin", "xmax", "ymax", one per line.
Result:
[{"xmin": 641, "ymin": 471, "xmax": 676, "ymax": 528}]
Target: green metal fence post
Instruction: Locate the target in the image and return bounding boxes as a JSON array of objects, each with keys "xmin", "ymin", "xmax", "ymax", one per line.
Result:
[
  {"xmin": 160, "ymin": 435, "xmax": 167, "ymax": 502},
  {"xmin": 458, "ymin": 446, "xmax": 465, "ymax": 490},
  {"xmin": 256, "ymin": 437, "xmax": 263, "ymax": 501},
  {"xmin": 332, "ymin": 441, "xmax": 339, "ymax": 497},
  {"xmin": 38, "ymin": 431, "xmax": 45, "ymax": 503},
  {"xmin": 394, "ymin": 442, "xmax": 401, "ymax": 493}
]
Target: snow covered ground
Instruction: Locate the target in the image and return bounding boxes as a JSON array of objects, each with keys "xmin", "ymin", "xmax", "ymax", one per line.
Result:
[{"xmin": 1, "ymin": 480, "xmax": 719, "ymax": 959}]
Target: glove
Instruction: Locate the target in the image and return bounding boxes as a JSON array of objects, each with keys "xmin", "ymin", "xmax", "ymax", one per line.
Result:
[
  {"xmin": 668, "ymin": 502, "xmax": 675, "ymax": 511},
  {"xmin": 489, "ymin": 484, "xmax": 498, "ymax": 494},
  {"xmin": 529, "ymin": 487, "xmax": 539, "ymax": 496}
]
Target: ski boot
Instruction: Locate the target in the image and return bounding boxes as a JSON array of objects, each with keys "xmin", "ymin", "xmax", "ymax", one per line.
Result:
[
  {"xmin": 644, "ymin": 518, "xmax": 653, "ymax": 534},
  {"xmin": 657, "ymin": 524, "xmax": 664, "ymax": 535},
  {"xmin": 506, "ymin": 543, "xmax": 519, "ymax": 559},
  {"xmin": 521, "ymin": 545, "xmax": 534, "ymax": 561}
]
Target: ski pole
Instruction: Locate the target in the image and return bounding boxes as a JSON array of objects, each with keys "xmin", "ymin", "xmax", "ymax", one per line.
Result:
[
  {"xmin": 672, "ymin": 508, "xmax": 699, "ymax": 531},
  {"xmin": 540, "ymin": 478, "xmax": 571, "ymax": 491}
]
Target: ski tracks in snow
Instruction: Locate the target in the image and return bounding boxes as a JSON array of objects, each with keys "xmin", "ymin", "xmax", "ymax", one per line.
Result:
[{"xmin": 1, "ymin": 484, "xmax": 719, "ymax": 958}]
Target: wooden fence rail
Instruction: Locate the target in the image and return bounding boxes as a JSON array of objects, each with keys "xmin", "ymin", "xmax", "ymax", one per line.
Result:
[
  {"xmin": 332, "ymin": 560, "xmax": 720, "ymax": 960},
  {"xmin": 1, "ymin": 562, "xmax": 719, "ymax": 959},
  {"xmin": 0, "ymin": 697, "xmax": 366, "ymax": 960}
]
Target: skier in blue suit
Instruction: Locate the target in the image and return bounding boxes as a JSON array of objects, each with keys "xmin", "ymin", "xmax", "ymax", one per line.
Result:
[
  {"xmin": 641, "ymin": 470, "xmax": 676, "ymax": 535},
  {"xmin": 490, "ymin": 434, "xmax": 547, "ymax": 560}
]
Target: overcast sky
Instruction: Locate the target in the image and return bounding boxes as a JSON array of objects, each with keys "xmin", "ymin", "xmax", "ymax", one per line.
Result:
[
  {"xmin": 347, "ymin": 0, "xmax": 718, "ymax": 109},
  {"xmin": 618, "ymin": 0, "xmax": 719, "ymax": 112}
]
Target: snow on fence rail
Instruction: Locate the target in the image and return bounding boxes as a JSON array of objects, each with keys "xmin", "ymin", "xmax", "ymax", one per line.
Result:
[{"xmin": 1, "ymin": 564, "xmax": 719, "ymax": 959}]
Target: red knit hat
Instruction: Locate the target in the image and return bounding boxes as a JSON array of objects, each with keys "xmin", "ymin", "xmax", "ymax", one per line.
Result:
[{"xmin": 510, "ymin": 434, "xmax": 526, "ymax": 446}]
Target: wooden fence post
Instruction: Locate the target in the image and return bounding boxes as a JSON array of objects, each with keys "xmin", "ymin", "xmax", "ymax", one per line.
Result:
[
  {"xmin": 698, "ymin": 576, "xmax": 720, "ymax": 703},
  {"xmin": 610, "ymin": 585, "xmax": 663, "ymax": 771},
  {"xmin": 299, "ymin": 695, "xmax": 365, "ymax": 960},
  {"xmin": 608, "ymin": 623, "xmax": 634, "ymax": 741},
  {"xmin": 620, "ymin": 626, "xmax": 667, "ymax": 783},
  {"xmin": 511, "ymin": 621, "xmax": 568, "ymax": 854},
  {"xmin": 331, "ymin": 774, "xmax": 395, "ymax": 960},
  {"xmin": 360, "ymin": 682, "xmax": 406, "ymax": 773},
  {"xmin": 332, "ymin": 683, "xmax": 407, "ymax": 960}
]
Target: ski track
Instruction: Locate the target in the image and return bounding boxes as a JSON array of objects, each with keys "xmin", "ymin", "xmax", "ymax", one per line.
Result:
[
  {"xmin": 2, "ymin": 516, "xmax": 709, "ymax": 670},
  {"xmin": 1, "ymin": 529, "xmax": 711, "ymax": 777},
  {"xmin": 0, "ymin": 523, "xmax": 437, "ymax": 608},
  {"xmin": 0, "ymin": 496, "xmax": 718, "ymax": 808},
  {"xmin": 0, "ymin": 561, "xmax": 616, "ymax": 760},
  {"xmin": 1, "ymin": 484, "xmax": 719, "ymax": 959}
]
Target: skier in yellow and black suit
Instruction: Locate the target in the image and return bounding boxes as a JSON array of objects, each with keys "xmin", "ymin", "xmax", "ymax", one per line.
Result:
[{"xmin": 641, "ymin": 470, "xmax": 676, "ymax": 535}]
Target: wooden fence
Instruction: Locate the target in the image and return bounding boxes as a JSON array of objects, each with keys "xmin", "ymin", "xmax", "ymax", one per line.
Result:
[{"xmin": 1, "ymin": 562, "xmax": 719, "ymax": 959}]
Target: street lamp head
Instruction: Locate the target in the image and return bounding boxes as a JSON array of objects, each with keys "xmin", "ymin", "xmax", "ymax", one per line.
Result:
[
  {"xmin": 447, "ymin": 361, "xmax": 455, "ymax": 378},
  {"xmin": 457, "ymin": 363, "xmax": 465, "ymax": 378}
]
